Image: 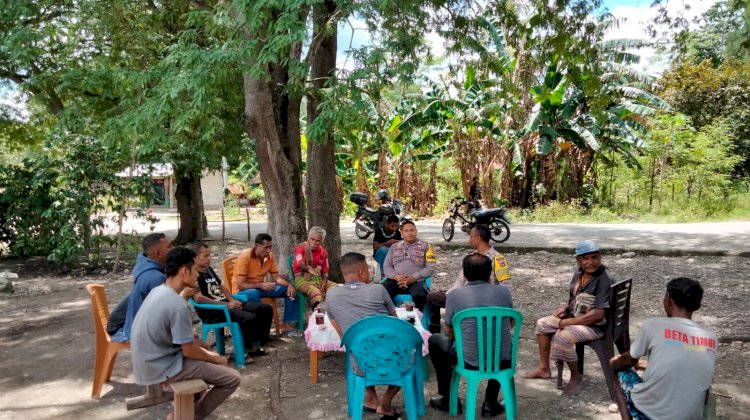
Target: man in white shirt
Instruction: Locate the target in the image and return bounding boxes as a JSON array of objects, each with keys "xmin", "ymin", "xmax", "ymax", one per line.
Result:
[{"xmin": 610, "ymin": 277, "xmax": 717, "ymax": 420}]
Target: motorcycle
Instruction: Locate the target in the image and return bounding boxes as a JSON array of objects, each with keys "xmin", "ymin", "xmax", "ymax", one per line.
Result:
[
  {"xmin": 349, "ymin": 192, "xmax": 405, "ymax": 239},
  {"xmin": 442, "ymin": 197, "xmax": 511, "ymax": 243}
]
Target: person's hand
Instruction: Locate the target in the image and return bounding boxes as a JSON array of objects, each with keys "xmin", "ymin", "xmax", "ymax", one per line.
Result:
[
  {"xmin": 287, "ymin": 286, "xmax": 297, "ymax": 299},
  {"xmin": 553, "ymin": 306, "xmax": 567, "ymax": 318},
  {"xmin": 214, "ymin": 355, "xmax": 229, "ymax": 366},
  {"xmin": 320, "ymin": 278, "xmax": 328, "ymax": 291},
  {"xmin": 558, "ymin": 318, "xmax": 570, "ymax": 330},
  {"xmin": 261, "ymin": 282, "xmax": 276, "ymax": 292},
  {"xmin": 404, "ymin": 276, "xmax": 416, "ymax": 285},
  {"xmin": 227, "ymin": 300, "xmax": 242, "ymax": 310}
]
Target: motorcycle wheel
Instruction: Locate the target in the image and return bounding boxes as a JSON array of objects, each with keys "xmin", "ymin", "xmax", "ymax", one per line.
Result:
[
  {"xmin": 355, "ymin": 223, "xmax": 372, "ymax": 239},
  {"xmin": 442, "ymin": 218, "xmax": 455, "ymax": 242},
  {"xmin": 489, "ymin": 219, "xmax": 511, "ymax": 243}
]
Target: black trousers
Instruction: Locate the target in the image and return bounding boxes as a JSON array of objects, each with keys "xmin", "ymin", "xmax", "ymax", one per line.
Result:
[
  {"xmin": 428, "ymin": 333, "xmax": 510, "ymax": 403},
  {"xmin": 426, "ymin": 290, "xmax": 447, "ymax": 333},
  {"xmin": 381, "ymin": 278, "xmax": 428, "ymax": 310},
  {"xmin": 199, "ymin": 301, "xmax": 273, "ymax": 346}
]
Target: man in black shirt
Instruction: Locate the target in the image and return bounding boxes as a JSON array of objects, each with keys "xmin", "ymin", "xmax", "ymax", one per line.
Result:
[
  {"xmin": 373, "ymin": 215, "xmax": 402, "ymax": 278},
  {"xmin": 184, "ymin": 243, "xmax": 273, "ymax": 358}
]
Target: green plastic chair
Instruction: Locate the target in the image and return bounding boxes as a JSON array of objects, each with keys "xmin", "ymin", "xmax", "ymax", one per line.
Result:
[
  {"xmin": 287, "ymin": 255, "xmax": 307, "ymax": 332},
  {"xmin": 449, "ymin": 307, "xmax": 523, "ymax": 420}
]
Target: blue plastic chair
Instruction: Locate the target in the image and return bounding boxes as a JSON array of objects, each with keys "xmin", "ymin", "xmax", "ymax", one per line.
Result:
[
  {"xmin": 287, "ymin": 255, "xmax": 307, "ymax": 332},
  {"xmin": 384, "ymin": 276, "xmax": 432, "ymax": 329},
  {"xmin": 448, "ymin": 307, "xmax": 523, "ymax": 420},
  {"xmin": 188, "ymin": 298, "xmax": 246, "ymax": 368},
  {"xmin": 342, "ymin": 315, "xmax": 426, "ymax": 420}
]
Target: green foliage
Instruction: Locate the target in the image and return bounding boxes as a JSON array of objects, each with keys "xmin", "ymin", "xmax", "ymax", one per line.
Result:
[
  {"xmin": 660, "ymin": 60, "xmax": 750, "ymax": 176},
  {"xmin": 0, "ymin": 137, "xmax": 152, "ymax": 264}
]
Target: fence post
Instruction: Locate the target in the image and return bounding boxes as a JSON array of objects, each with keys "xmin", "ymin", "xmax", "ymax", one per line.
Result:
[
  {"xmin": 221, "ymin": 208, "xmax": 225, "ymax": 242},
  {"xmin": 246, "ymin": 208, "xmax": 251, "ymax": 241}
]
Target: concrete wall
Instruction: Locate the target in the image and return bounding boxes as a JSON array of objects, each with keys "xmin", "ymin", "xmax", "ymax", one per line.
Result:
[{"xmin": 201, "ymin": 170, "xmax": 225, "ymax": 209}]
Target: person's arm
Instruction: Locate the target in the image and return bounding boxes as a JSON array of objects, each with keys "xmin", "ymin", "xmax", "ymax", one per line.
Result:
[
  {"xmin": 382, "ymin": 246, "xmax": 397, "ymax": 279},
  {"xmin": 610, "ymin": 350, "xmax": 638, "ymax": 371},
  {"xmin": 181, "ymin": 341, "xmax": 228, "ymax": 365},
  {"xmin": 172, "ymin": 305, "xmax": 226, "ymax": 365},
  {"xmin": 559, "ymin": 308, "xmax": 605, "ymax": 328},
  {"xmin": 446, "ymin": 272, "xmax": 465, "ymax": 294},
  {"xmin": 552, "ymin": 305, "xmax": 569, "ymax": 318},
  {"xmin": 272, "ymin": 272, "xmax": 296, "ymax": 299},
  {"xmin": 330, "ymin": 318, "xmax": 343, "ymax": 338}
]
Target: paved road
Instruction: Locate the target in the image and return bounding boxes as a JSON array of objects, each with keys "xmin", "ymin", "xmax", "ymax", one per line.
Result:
[{"xmin": 112, "ymin": 213, "xmax": 750, "ymax": 256}]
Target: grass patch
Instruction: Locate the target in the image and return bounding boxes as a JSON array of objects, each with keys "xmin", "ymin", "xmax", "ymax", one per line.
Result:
[{"xmin": 508, "ymin": 194, "xmax": 750, "ymax": 224}]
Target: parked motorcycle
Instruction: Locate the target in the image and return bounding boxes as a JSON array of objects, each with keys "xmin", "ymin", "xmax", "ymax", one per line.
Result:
[
  {"xmin": 349, "ymin": 191, "xmax": 405, "ymax": 239},
  {"xmin": 442, "ymin": 197, "xmax": 511, "ymax": 243}
]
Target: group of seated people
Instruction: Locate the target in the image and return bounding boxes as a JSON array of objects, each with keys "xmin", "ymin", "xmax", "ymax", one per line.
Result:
[{"xmin": 110, "ymin": 220, "xmax": 717, "ymax": 420}]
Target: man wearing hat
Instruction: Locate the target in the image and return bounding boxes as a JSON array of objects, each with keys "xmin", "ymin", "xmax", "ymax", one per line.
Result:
[{"xmin": 523, "ymin": 240, "xmax": 615, "ymax": 396}]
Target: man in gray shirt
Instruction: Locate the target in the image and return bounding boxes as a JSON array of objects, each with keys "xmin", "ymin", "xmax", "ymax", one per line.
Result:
[
  {"xmin": 326, "ymin": 252, "xmax": 400, "ymax": 419},
  {"xmin": 428, "ymin": 253, "xmax": 514, "ymax": 418},
  {"xmin": 131, "ymin": 247, "xmax": 241, "ymax": 420},
  {"xmin": 611, "ymin": 277, "xmax": 717, "ymax": 420}
]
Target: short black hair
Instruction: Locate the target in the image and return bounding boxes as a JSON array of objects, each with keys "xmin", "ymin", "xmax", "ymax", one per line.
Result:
[
  {"xmin": 142, "ymin": 233, "xmax": 166, "ymax": 254},
  {"xmin": 165, "ymin": 247, "xmax": 196, "ymax": 277},
  {"xmin": 472, "ymin": 225, "xmax": 491, "ymax": 243},
  {"xmin": 340, "ymin": 252, "xmax": 367, "ymax": 272},
  {"xmin": 254, "ymin": 233, "xmax": 272, "ymax": 245},
  {"xmin": 400, "ymin": 219, "xmax": 415, "ymax": 229},
  {"xmin": 385, "ymin": 215, "xmax": 400, "ymax": 224},
  {"xmin": 667, "ymin": 277, "xmax": 703, "ymax": 312},
  {"xmin": 186, "ymin": 242, "xmax": 208, "ymax": 254},
  {"xmin": 463, "ymin": 253, "xmax": 492, "ymax": 282}
]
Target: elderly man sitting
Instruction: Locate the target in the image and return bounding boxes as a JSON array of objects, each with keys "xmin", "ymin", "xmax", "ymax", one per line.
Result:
[
  {"xmin": 523, "ymin": 240, "xmax": 615, "ymax": 395},
  {"xmin": 292, "ymin": 226, "xmax": 337, "ymax": 310}
]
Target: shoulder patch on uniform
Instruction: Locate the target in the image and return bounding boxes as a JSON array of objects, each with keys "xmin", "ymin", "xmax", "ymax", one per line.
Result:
[{"xmin": 425, "ymin": 245, "xmax": 437, "ymax": 263}]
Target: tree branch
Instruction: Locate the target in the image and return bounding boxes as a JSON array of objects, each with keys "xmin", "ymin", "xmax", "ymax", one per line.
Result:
[{"xmin": 302, "ymin": 9, "xmax": 343, "ymax": 70}]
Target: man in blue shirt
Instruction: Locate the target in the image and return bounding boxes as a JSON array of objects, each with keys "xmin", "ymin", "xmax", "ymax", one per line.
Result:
[{"xmin": 111, "ymin": 232, "xmax": 171, "ymax": 342}]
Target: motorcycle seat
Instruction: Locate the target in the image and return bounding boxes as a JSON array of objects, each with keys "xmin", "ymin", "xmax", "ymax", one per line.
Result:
[
  {"xmin": 472, "ymin": 208, "xmax": 502, "ymax": 218},
  {"xmin": 361, "ymin": 206, "xmax": 379, "ymax": 215}
]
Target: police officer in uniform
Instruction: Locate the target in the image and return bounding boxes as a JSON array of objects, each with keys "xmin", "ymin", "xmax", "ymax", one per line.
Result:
[{"xmin": 382, "ymin": 220, "xmax": 436, "ymax": 310}]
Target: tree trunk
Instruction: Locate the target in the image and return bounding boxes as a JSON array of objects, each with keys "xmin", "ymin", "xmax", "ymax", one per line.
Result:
[
  {"xmin": 243, "ymin": 71, "xmax": 306, "ymax": 274},
  {"xmin": 173, "ymin": 167, "xmax": 208, "ymax": 244},
  {"xmin": 306, "ymin": 0, "xmax": 342, "ymax": 281}
]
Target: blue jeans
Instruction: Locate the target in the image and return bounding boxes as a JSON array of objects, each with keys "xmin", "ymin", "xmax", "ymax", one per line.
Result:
[
  {"xmin": 237, "ymin": 284, "xmax": 299, "ymax": 324},
  {"xmin": 374, "ymin": 246, "xmax": 390, "ymax": 277}
]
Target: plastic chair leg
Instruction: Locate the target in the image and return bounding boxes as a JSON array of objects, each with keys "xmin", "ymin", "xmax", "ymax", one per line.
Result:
[
  {"xmin": 91, "ymin": 345, "xmax": 108, "ymax": 399},
  {"xmin": 105, "ymin": 348, "xmax": 119, "ymax": 381},
  {"xmin": 464, "ymin": 377, "xmax": 479, "ymax": 420},
  {"xmin": 556, "ymin": 360, "xmax": 564, "ymax": 390},
  {"xmin": 229, "ymin": 324, "xmax": 246, "ymax": 369},
  {"xmin": 350, "ymin": 376, "xmax": 366, "ymax": 420},
  {"xmin": 401, "ymin": 374, "xmax": 419, "ymax": 420},
  {"xmin": 499, "ymin": 376, "xmax": 518, "ymax": 420},
  {"xmin": 261, "ymin": 298, "xmax": 281, "ymax": 336},
  {"xmin": 297, "ymin": 293, "xmax": 307, "ymax": 332},
  {"xmin": 414, "ymin": 357, "xmax": 426, "ymax": 416},
  {"xmin": 590, "ymin": 341, "xmax": 617, "ymax": 400},
  {"xmin": 449, "ymin": 371, "xmax": 461, "ymax": 416}
]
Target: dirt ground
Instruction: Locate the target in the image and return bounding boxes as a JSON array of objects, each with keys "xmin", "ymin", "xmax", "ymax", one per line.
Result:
[{"xmin": 1, "ymin": 240, "xmax": 749, "ymax": 420}]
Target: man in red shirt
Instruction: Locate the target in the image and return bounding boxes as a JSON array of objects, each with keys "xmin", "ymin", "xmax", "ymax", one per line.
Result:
[{"xmin": 292, "ymin": 226, "xmax": 337, "ymax": 309}]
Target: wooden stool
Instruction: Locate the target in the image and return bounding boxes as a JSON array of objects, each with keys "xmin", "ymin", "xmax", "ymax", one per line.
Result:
[
  {"xmin": 125, "ymin": 384, "xmax": 173, "ymax": 410},
  {"xmin": 170, "ymin": 379, "xmax": 208, "ymax": 420}
]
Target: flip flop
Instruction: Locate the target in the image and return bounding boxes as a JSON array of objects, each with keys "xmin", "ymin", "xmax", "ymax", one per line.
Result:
[
  {"xmin": 380, "ymin": 408, "xmax": 402, "ymax": 420},
  {"xmin": 363, "ymin": 407, "xmax": 377, "ymax": 413},
  {"xmin": 281, "ymin": 330, "xmax": 303, "ymax": 338}
]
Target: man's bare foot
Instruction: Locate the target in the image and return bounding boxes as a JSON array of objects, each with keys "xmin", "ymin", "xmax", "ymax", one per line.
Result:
[
  {"xmin": 166, "ymin": 413, "xmax": 174, "ymax": 420},
  {"xmin": 523, "ymin": 367, "xmax": 552, "ymax": 379},
  {"xmin": 563, "ymin": 375, "xmax": 584, "ymax": 396}
]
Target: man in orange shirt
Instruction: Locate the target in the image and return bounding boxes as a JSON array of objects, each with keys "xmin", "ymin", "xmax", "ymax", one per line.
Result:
[{"xmin": 234, "ymin": 233, "xmax": 299, "ymax": 333}]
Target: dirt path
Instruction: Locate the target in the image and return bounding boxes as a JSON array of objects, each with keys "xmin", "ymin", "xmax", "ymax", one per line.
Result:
[{"xmin": 1, "ymin": 242, "xmax": 748, "ymax": 419}]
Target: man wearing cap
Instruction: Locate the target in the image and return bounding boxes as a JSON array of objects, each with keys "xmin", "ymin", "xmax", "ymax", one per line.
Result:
[{"xmin": 523, "ymin": 240, "xmax": 614, "ymax": 396}]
